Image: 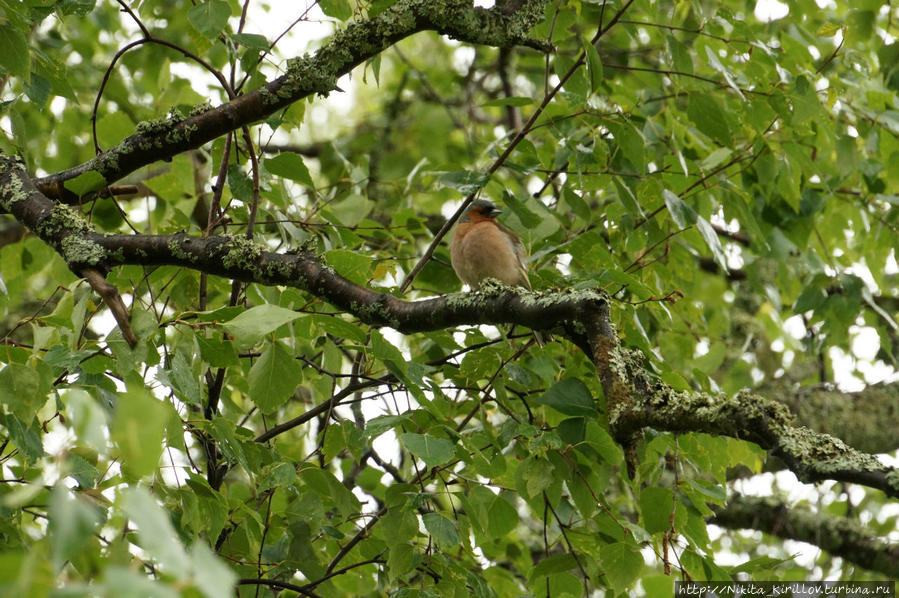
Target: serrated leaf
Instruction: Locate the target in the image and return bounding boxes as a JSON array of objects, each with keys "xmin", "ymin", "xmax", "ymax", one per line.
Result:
[
  {"xmin": 188, "ymin": 1, "xmax": 231, "ymax": 38},
  {"xmin": 266, "ymin": 152, "xmax": 314, "ymax": 187},
  {"xmin": 0, "ymin": 363, "xmax": 44, "ymax": 421},
  {"xmin": 248, "ymin": 341, "xmax": 302, "ymax": 412},
  {"xmin": 531, "ymin": 553, "xmax": 578, "ymax": 579},
  {"xmin": 111, "ymin": 388, "xmax": 167, "ymax": 479},
  {"xmin": 422, "ymin": 512, "xmax": 460, "ymax": 548},
  {"xmin": 600, "ymin": 542, "xmax": 643, "ymax": 593},
  {"xmin": 325, "ymin": 249, "xmax": 374, "ymax": 285},
  {"xmin": 687, "ymin": 93, "xmax": 733, "ymax": 146},
  {"xmin": 231, "ymin": 33, "xmax": 269, "ymax": 50},
  {"xmin": 222, "ymin": 304, "xmax": 303, "ymax": 345},
  {"xmin": 536, "ymin": 378, "xmax": 594, "ymax": 416},
  {"xmin": 401, "ymin": 433, "xmax": 455, "ymax": 467},
  {"xmin": 523, "ymin": 457, "xmax": 555, "ymax": 498},
  {"xmin": 640, "ymin": 487, "xmax": 673, "ymax": 534},
  {"xmin": 0, "ymin": 24, "xmax": 30, "ymax": 80}
]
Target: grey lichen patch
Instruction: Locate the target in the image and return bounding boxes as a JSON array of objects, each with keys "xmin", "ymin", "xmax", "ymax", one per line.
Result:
[
  {"xmin": 40, "ymin": 203, "xmax": 92, "ymax": 239},
  {"xmin": 778, "ymin": 426, "xmax": 885, "ymax": 474},
  {"xmin": 168, "ymin": 238, "xmax": 197, "ymax": 263},
  {"xmin": 283, "ymin": 55, "xmax": 339, "ymax": 98},
  {"xmin": 0, "ymin": 157, "xmax": 28, "ymax": 211},
  {"xmin": 221, "ymin": 234, "xmax": 263, "ymax": 270},
  {"xmin": 350, "ymin": 299, "xmax": 397, "ymax": 328},
  {"xmin": 60, "ymin": 235, "xmax": 107, "ymax": 267},
  {"xmin": 188, "ymin": 101, "xmax": 213, "ymax": 117}
]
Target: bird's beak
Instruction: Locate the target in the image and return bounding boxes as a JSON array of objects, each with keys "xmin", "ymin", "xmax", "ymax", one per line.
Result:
[{"xmin": 488, "ymin": 207, "xmax": 502, "ymax": 218}]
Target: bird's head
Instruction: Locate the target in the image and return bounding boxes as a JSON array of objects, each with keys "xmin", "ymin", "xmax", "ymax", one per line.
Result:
[{"xmin": 460, "ymin": 199, "xmax": 502, "ymax": 222}]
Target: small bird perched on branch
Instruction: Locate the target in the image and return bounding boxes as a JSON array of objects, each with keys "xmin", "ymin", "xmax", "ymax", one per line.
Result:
[{"xmin": 450, "ymin": 199, "xmax": 545, "ymax": 344}]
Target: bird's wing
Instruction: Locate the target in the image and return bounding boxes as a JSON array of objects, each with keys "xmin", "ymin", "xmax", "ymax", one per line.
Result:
[{"xmin": 496, "ymin": 222, "xmax": 532, "ymax": 290}]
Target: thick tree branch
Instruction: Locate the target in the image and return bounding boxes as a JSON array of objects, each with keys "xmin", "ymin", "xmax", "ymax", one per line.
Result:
[
  {"xmin": 600, "ymin": 344, "xmax": 899, "ymax": 497},
  {"xmin": 34, "ymin": 0, "xmax": 550, "ymax": 201},
  {"xmin": 712, "ymin": 494, "xmax": 899, "ymax": 578}
]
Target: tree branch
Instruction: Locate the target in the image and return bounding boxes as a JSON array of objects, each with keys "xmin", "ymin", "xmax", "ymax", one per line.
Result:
[
  {"xmin": 34, "ymin": 0, "xmax": 550, "ymax": 201},
  {"xmin": 712, "ymin": 494, "xmax": 899, "ymax": 578}
]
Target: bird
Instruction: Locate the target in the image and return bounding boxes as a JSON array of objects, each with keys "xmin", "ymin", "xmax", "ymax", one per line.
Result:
[{"xmin": 450, "ymin": 199, "xmax": 545, "ymax": 344}]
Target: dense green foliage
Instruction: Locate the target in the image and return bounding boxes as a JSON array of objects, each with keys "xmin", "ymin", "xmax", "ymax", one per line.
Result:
[{"xmin": 1, "ymin": 0, "xmax": 898, "ymax": 596}]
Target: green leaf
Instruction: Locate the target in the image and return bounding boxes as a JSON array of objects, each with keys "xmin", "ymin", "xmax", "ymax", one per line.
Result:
[
  {"xmin": 265, "ymin": 153, "xmax": 314, "ymax": 187},
  {"xmin": 585, "ymin": 420, "xmax": 623, "ymax": 465},
  {"xmin": 95, "ymin": 112, "xmax": 134, "ymax": 150},
  {"xmin": 196, "ymin": 335, "xmax": 240, "ymax": 367},
  {"xmin": 299, "ymin": 468, "xmax": 361, "ymax": 517},
  {"xmin": 440, "ymin": 170, "xmax": 489, "ymax": 195},
  {"xmin": 188, "ymin": 1, "xmax": 232, "ymax": 38},
  {"xmin": 191, "ymin": 542, "xmax": 237, "ymax": 598},
  {"xmin": 600, "ymin": 542, "xmax": 643, "ymax": 593},
  {"xmin": 63, "ymin": 171, "xmax": 107, "ymax": 198},
  {"xmin": 0, "ymin": 363, "xmax": 45, "ymax": 421},
  {"xmin": 485, "ymin": 493, "xmax": 518, "ymax": 537},
  {"xmin": 248, "ymin": 341, "xmax": 303, "ymax": 412},
  {"xmin": 49, "ymin": 485, "xmax": 103, "ymax": 567},
  {"xmin": 845, "ymin": 10, "xmax": 875, "ymax": 45},
  {"xmin": 400, "ymin": 433, "xmax": 455, "ymax": 467},
  {"xmin": 387, "ymin": 543, "xmax": 416, "ymax": 579},
  {"xmin": 522, "ymin": 456, "xmax": 555, "ymax": 498},
  {"xmin": 0, "ymin": 24, "xmax": 30, "ymax": 81},
  {"xmin": 536, "ymin": 378, "xmax": 594, "ymax": 416},
  {"xmin": 696, "ymin": 215, "xmax": 728, "ymax": 271},
  {"xmin": 223, "ymin": 304, "xmax": 303, "ymax": 345},
  {"xmin": 687, "ymin": 93, "xmax": 733, "ymax": 147},
  {"xmin": 324, "ymin": 249, "xmax": 374, "ymax": 285},
  {"xmin": 422, "ymin": 512, "xmax": 461, "ymax": 548},
  {"xmin": 816, "ymin": 23, "xmax": 842, "ymax": 37},
  {"xmin": 319, "ymin": 0, "xmax": 353, "ymax": 20},
  {"xmin": 364, "ymin": 414, "xmax": 414, "ymax": 438},
  {"xmin": 310, "ymin": 314, "xmax": 366, "ymax": 343},
  {"xmin": 663, "ymin": 189, "xmax": 697, "ymax": 228},
  {"xmin": 231, "ymin": 33, "xmax": 269, "ymax": 50},
  {"xmin": 111, "ymin": 388, "xmax": 167, "ymax": 479},
  {"xmin": 2, "ymin": 413, "xmax": 45, "ymax": 462},
  {"xmin": 584, "ymin": 40, "xmax": 603, "ymax": 93},
  {"xmin": 371, "ymin": 329, "xmax": 406, "ymax": 366},
  {"xmin": 122, "ymin": 487, "xmax": 190, "ymax": 578},
  {"xmin": 607, "ymin": 121, "xmax": 645, "ymax": 171},
  {"xmin": 640, "ymin": 487, "xmax": 673, "ymax": 534},
  {"xmin": 531, "ymin": 553, "xmax": 578, "ymax": 579}
]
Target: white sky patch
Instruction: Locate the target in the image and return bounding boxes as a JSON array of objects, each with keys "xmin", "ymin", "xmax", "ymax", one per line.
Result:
[
  {"xmin": 754, "ymin": 0, "xmax": 789, "ymax": 22},
  {"xmin": 782, "ymin": 315, "xmax": 807, "ymax": 339}
]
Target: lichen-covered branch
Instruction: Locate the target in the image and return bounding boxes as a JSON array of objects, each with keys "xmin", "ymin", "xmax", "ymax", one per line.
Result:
[
  {"xmin": 602, "ymin": 343, "xmax": 899, "ymax": 497},
  {"xmin": 34, "ymin": 0, "xmax": 550, "ymax": 201},
  {"xmin": 767, "ymin": 380, "xmax": 899, "ymax": 455},
  {"xmin": 712, "ymin": 494, "xmax": 899, "ymax": 578}
]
